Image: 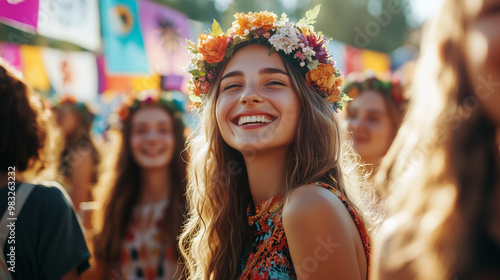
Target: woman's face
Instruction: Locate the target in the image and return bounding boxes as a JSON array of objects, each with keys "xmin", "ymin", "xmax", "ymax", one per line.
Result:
[
  {"xmin": 130, "ymin": 107, "xmax": 175, "ymax": 170},
  {"xmin": 346, "ymin": 90, "xmax": 395, "ymax": 164},
  {"xmin": 216, "ymin": 44, "xmax": 301, "ymax": 155},
  {"xmin": 466, "ymin": 0, "xmax": 500, "ymax": 125},
  {"xmin": 56, "ymin": 107, "xmax": 80, "ymax": 137}
]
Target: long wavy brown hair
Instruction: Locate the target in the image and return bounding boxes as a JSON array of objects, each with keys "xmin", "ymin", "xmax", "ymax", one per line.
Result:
[
  {"xmin": 93, "ymin": 95, "xmax": 187, "ymax": 279},
  {"xmin": 375, "ymin": 0, "xmax": 500, "ymax": 279},
  {"xmin": 179, "ymin": 43, "xmax": 377, "ymax": 280}
]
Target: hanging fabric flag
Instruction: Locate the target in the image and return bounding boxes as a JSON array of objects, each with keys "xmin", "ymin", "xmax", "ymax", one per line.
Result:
[
  {"xmin": 0, "ymin": 0, "xmax": 39, "ymax": 32},
  {"xmin": 100, "ymin": 0, "xmax": 149, "ymax": 74},
  {"xmin": 327, "ymin": 40, "xmax": 346, "ymax": 76},
  {"xmin": 344, "ymin": 45, "xmax": 364, "ymax": 75},
  {"xmin": 19, "ymin": 44, "xmax": 50, "ymax": 91},
  {"xmin": 37, "ymin": 0, "xmax": 101, "ymax": 51},
  {"xmin": 139, "ymin": 0, "xmax": 190, "ymax": 79},
  {"xmin": 362, "ymin": 49, "xmax": 391, "ymax": 76},
  {"xmin": 0, "ymin": 43, "xmax": 22, "ymax": 71},
  {"xmin": 131, "ymin": 74, "xmax": 161, "ymax": 91},
  {"xmin": 42, "ymin": 48, "xmax": 98, "ymax": 102}
]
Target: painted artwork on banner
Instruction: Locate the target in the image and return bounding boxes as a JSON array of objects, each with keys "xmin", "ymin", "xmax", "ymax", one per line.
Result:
[
  {"xmin": 139, "ymin": 0, "xmax": 190, "ymax": 84},
  {"xmin": 0, "ymin": 0, "xmax": 39, "ymax": 32},
  {"xmin": 42, "ymin": 48, "xmax": 98, "ymax": 102},
  {"xmin": 37, "ymin": 0, "xmax": 101, "ymax": 51},
  {"xmin": 100, "ymin": 0, "xmax": 149, "ymax": 74}
]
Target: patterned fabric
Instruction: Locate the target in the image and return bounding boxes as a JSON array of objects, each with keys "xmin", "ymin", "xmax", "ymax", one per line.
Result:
[
  {"xmin": 120, "ymin": 199, "xmax": 178, "ymax": 280},
  {"xmin": 238, "ymin": 182, "xmax": 371, "ymax": 279}
]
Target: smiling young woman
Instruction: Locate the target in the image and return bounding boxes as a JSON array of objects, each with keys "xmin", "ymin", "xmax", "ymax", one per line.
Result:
[
  {"xmin": 179, "ymin": 8, "xmax": 376, "ymax": 280},
  {"xmin": 343, "ymin": 75, "xmax": 406, "ymax": 174},
  {"xmin": 92, "ymin": 90, "xmax": 187, "ymax": 280}
]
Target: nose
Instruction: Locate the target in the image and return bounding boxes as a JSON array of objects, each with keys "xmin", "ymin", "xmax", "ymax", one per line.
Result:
[
  {"xmin": 239, "ymin": 85, "xmax": 264, "ymax": 105},
  {"xmin": 348, "ymin": 117, "xmax": 365, "ymax": 132}
]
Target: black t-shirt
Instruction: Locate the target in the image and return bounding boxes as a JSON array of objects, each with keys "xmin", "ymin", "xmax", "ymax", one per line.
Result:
[{"xmin": 0, "ymin": 182, "xmax": 90, "ymax": 279}]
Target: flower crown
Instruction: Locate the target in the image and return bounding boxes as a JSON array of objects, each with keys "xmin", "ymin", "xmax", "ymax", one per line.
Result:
[
  {"xmin": 184, "ymin": 5, "xmax": 350, "ymax": 111},
  {"xmin": 109, "ymin": 89, "xmax": 186, "ymax": 130},
  {"xmin": 53, "ymin": 95, "xmax": 96, "ymax": 124},
  {"xmin": 343, "ymin": 72, "xmax": 406, "ymax": 108}
]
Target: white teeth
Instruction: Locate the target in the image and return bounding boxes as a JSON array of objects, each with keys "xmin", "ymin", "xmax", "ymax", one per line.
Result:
[{"xmin": 237, "ymin": 115, "xmax": 273, "ymax": 125}]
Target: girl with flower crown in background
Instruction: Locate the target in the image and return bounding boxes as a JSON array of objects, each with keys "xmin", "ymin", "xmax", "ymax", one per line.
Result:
[
  {"xmin": 92, "ymin": 90, "xmax": 187, "ymax": 280},
  {"xmin": 343, "ymin": 73, "xmax": 407, "ymax": 179},
  {"xmin": 180, "ymin": 7, "xmax": 375, "ymax": 280}
]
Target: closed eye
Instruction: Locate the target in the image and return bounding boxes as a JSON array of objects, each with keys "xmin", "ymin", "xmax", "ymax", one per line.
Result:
[
  {"xmin": 266, "ymin": 80, "xmax": 286, "ymax": 86},
  {"xmin": 223, "ymin": 83, "xmax": 242, "ymax": 91}
]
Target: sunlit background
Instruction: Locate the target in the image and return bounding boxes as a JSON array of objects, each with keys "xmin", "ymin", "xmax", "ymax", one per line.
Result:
[{"xmin": 0, "ymin": 0, "xmax": 445, "ymax": 133}]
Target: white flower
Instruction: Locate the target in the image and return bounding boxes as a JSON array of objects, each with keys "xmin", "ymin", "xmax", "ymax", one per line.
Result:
[
  {"xmin": 196, "ymin": 53, "xmax": 204, "ymax": 60},
  {"xmin": 300, "ymin": 62, "xmax": 305, "ymax": 67},
  {"xmin": 268, "ymin": 23, "xmax": 300, "ymax": 54},
  {"xmin": 244, "ymin": 29, "xmax": 250, "ymax": 35},
  {"xmin": 183, "ymin": 62, "xmax": 197, "ymax": 73},
  {"xmin": 301, "ymin": 46, "xmax": 316, "ymax": 58}
]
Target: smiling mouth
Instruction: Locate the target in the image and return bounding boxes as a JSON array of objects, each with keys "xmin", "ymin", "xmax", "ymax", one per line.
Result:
[
  {"xmin": 141, "ymin": 147, "xmax": 166, "ymax": 157},
  {"xmin": 235, "ymin": 115, "xmax": 275, "ymax": 126}
]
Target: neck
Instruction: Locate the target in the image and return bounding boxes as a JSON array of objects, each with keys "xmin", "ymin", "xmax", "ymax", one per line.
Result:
[
  {"xmin": 139, "ymin": 167, "xmax": 171, "ymax": 204},
  {"xmin": 243, "ymin": 148, "xmax": 288, "ymax": 204}
]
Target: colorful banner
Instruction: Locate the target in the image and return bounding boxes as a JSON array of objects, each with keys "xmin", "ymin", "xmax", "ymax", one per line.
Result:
[
  {"xmin": 140, "ymin": 0, "xmax": 190, "ymax": 78},
  {"xmin": 362, "ymin": 49, "xmax": 391, "ymax": 75},
  {"xmin": 0, "ymin": 0, "xmax": 39, "ymax": 32},
  {"xmin": 37, "ymin": 0, "xmax": 101, "ymax": 51},
  {"xmin": 41, "ymin": 48, "xmax": 98, "ymax": 102},
  {"xmin": 19, "ymin": 44, "xmax": 50, "ymax": 91},
  {"xmin": 100, "ymin": 0, "xmax": 149, "ymax": 74},
  {"xmin": 345, "ymin": 46, "xmax": 364, "ymax": 75},
  {"xmin": 0, "ymin": 43, "xmax": 22, "ymax": 71},
  {"xmin": 105, "ymin": 74, "xmax": 160, "ymax": 93}
]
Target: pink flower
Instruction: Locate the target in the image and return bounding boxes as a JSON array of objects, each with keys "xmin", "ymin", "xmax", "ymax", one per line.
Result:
[{"xmin": 299, "ymin": 29, "xmax": 329, "ymax": 64}]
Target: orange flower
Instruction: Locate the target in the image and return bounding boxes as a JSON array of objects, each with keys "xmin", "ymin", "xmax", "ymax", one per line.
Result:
[
  {"xmin": 335, "ymin": 76, "xmax": 343, "ymax": 88},
  {"xmin": 306, "ymin": 63, "xmax": 337, "ymax": 91},
  {"xmin": 198, "ymin": 33, "xmax": 228, "ymax": 64},
  {"xmin": 232, "ymin": 12, "xmax": 252, "ymax": 35},
  {"xmin": 249, "ymin": 11, "xmax": 276, "ymax": 31},
  {"xmin": 325, "ymin": 88, "xmax": 342, "ymax": 104},
  {"xmin": 192, "ymin": 82, "xmax": 202, "ymax": 97}
]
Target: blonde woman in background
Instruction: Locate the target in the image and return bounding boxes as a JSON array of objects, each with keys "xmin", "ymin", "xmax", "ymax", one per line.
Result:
[{"xmin": 372, "ymin": 0, "xmax": 500, "ymax": 279}]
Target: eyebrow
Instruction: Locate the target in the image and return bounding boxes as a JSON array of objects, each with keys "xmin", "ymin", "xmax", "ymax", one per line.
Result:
[
  {"xmin": 220, "ymin": 67, "xmax": 288, "ymax": 82},
  {"xmin": 259, "ymin": 67, "xmax": 288, "ymax": 76}
]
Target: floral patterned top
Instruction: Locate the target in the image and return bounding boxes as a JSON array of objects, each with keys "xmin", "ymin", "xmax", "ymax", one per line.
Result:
[
  {"xmin": 120, "ymin": 199, "xmax": 180, "ymax": 280},
  {"xmin": 238, "ymin": 182, "xmax": 371, "ymax": 279}
]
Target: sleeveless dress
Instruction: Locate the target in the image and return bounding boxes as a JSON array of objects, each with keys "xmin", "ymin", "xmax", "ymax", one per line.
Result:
[{"xmin": 238, "ymin": 182, "xmax": 371, "ymax": 279}]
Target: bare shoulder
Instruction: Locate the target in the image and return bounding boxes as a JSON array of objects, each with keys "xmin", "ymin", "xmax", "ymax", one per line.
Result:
[
  {"xmin": 282, "ymin": 184, "xmax": 354, "ymax": 229},
  {"xmin": 282, "ymin": 184, "xmax": 366, "ymax": 279}
]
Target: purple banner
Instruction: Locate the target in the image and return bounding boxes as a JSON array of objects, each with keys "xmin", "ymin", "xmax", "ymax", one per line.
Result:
[{"xmin": 140, "ymin": 0, "xmax": 190, "ymax": 78}]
